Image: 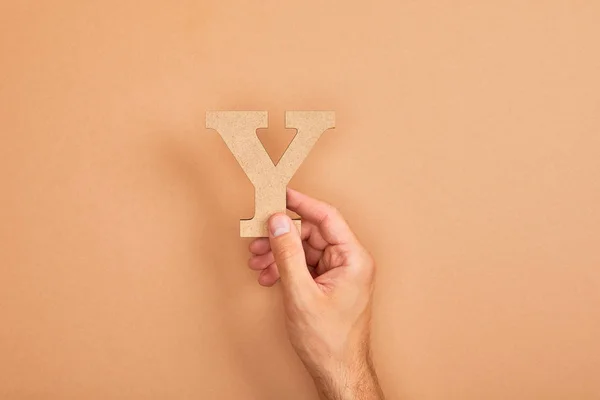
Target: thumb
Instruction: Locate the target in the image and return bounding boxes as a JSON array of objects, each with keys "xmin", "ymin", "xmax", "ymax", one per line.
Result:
[{"xmin": 268, "ymin": 213, "xmax": 315, "ymax": 295}]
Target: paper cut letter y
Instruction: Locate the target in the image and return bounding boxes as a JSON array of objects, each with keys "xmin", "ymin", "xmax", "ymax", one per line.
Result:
[{"xmin": 206, "ymin": 111, "xmax": 335, "ymax": 237}]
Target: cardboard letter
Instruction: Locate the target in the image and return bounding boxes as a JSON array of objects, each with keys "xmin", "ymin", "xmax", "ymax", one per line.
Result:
[{"xmin": 206, "ymin": 111, "xmax": 335, "ymax": 237}]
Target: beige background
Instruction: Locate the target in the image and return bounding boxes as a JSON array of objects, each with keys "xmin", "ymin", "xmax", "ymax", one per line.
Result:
[{"xmin": 1, "ymin": 1, "xmax": 599, "ymax": 399}]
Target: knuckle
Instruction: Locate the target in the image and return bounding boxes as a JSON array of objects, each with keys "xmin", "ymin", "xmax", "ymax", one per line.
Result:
[
  {"xmin": 316, "ymin": 204, "xmax": 337, "ymax": 224},
  {"xmin": 361, "ymin": 248, "xmax": 375, "ymax": 269},
  {"xmin": 325, "ymin": 247, "xmax": 347, "ymax": 267},
  {"xmin": 326, "ymin": 205, "xmax": 341, "ymax": 220}
]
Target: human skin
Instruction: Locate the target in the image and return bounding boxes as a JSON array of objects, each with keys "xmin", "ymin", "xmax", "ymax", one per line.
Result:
[{"xmin": 248, "ymin": 188, "xmax": 385, "ymax": 400}]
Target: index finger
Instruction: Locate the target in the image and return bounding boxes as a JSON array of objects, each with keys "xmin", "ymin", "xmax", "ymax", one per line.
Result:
[{"xmin": 286, "ymin": 188, "xmax": 354, "ymax": 245}]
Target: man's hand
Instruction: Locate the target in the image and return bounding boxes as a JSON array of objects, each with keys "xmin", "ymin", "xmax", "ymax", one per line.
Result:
[{"xmin": 248, "ymin": 188, "xmax": 384, "ymax": 400}]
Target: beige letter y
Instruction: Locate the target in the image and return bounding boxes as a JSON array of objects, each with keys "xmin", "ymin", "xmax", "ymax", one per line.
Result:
[{"xmin": 206, "ymin": 111, "xmax": 335, "ymax": 237}]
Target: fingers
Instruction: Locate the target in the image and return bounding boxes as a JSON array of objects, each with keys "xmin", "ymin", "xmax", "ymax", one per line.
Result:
[
  {"xmin": 248, "ymin": 221, "xmax": 323, "ymax": 271},
  {"xmin": 250, "ymin": 220, "xmax": 330, "ymax": 258},
  {"xmin": 249, "ymin": 237, "xmax": 270, "ymax": 255},
  {"xmin": 286, "ymin": 188, "xmax": 331, "ymax": 224},
  {"xmin": 301, "ymin": 220, "xmax": 330, "ymax": 251},
  {"xmin": 287, "ymin": 188, "xmax": 354, "ymax": 245},
  {"xmin": 248, "ymin": 252, "xmax": 274, "ymax": 271},
  {"xmin": 302, "ymin": 241, "xmax": 323, "ymax": 267},
  {"xmin": 268, "ymin": 213, "xmax": 317, "ymax": 296},
  {"xmin": 249, "ymin": 239, "xmax": 321, "ymax": 269},
  {"xmin": 258, "ymin": 263, "xmax": 279, "ymax": 287}
]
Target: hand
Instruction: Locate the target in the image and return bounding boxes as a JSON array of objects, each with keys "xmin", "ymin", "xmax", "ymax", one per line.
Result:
[{"xmin": 248, "ymin": 188, "xmax": 384, "ymax": 400}]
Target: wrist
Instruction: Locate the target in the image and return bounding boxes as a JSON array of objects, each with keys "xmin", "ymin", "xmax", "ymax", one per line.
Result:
[{"xmin": 310, "ymin": 355, "xmax": 383, "ymax": 400}]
